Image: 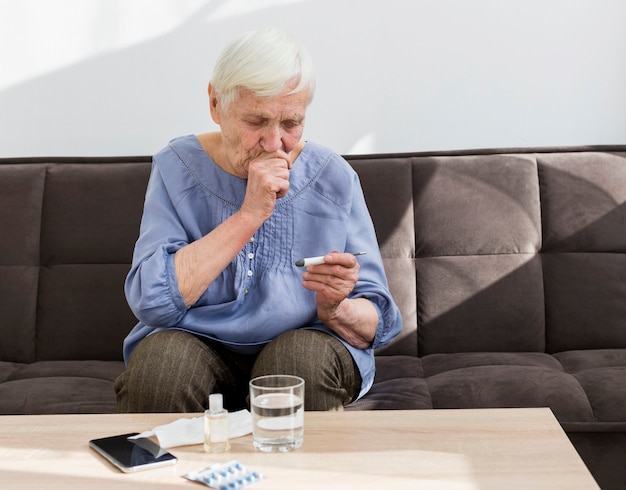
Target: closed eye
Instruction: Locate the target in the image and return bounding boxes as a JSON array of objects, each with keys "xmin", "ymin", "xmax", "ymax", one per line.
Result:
[
  {"xmin": 282, "ymin": 119, "xmax": 303, "ymax": 130},
  {"xmin": 245, "ymin": 119, "xmax": 265, "ymax": 127}
]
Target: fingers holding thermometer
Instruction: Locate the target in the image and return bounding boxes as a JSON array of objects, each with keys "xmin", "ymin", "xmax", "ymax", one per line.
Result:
[
  {"xmin": 295, "ymin": 251, "xmax": 367, "ymax": 267},
  {"xmin": 299, "ymin": 251, "xmax": 366, "ymax": 314}
]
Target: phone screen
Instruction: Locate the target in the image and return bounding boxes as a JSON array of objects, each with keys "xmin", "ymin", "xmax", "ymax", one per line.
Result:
[{"xmin": 89, "ymin": 433, "xmax": 177, "ymax": 472}]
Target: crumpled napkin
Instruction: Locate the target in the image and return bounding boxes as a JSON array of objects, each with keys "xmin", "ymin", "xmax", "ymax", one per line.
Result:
[{"xmin": 129, "ymin": 409, "xmax": 252, "ymax": 448}]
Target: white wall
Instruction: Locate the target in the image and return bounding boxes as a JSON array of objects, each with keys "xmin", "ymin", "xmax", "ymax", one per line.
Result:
[{"xmin": 1, "ymin": 0, "xmax": 625, "ymax": 157}]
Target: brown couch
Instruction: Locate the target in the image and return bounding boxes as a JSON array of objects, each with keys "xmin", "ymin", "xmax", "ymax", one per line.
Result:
[{"xmin": 1, "ymin": 146, "xmax": 625, "ymax": 489}]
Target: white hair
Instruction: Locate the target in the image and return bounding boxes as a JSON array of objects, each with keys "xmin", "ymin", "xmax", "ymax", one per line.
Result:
[{"xmin": 210, "ymin": 28, "xmax": 316, "ymax": 109}]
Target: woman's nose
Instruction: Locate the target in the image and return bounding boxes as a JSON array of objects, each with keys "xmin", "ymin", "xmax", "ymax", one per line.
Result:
[{"xmin": 260, "ymin": 125, "xmax": 283, "ymax": 152}]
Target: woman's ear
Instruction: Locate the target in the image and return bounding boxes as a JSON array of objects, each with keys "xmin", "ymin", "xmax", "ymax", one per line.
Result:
[{"xmin": 208, "ymin": 83, "xmax": 220, "ymax": 124}]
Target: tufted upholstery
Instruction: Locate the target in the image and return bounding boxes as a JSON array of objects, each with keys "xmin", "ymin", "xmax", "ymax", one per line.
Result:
[{"xmin": 0, "ymin": 158, "xmax": 149, "ymax": 413}]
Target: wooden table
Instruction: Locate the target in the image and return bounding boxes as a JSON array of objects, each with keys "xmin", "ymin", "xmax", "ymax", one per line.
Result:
[{"xmin": 0, "ymin": 408, "xmax": 598, "ymax": 489}]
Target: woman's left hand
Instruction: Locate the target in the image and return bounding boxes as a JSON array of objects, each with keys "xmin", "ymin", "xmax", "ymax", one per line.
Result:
[{"xmin": 301, "ymin": 251, "xmax": 377, "ymax": 348}]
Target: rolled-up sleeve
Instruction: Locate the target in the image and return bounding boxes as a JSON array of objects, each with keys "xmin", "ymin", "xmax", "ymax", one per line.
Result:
[{"xmin": 124, "ymin": 162, "xmax": 189, "ymax": 328}]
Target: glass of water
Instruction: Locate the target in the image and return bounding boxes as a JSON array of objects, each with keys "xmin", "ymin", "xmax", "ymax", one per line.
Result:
[{"xmin": 249, "ymin": 374, "xmax": 304, "ymax": 452}]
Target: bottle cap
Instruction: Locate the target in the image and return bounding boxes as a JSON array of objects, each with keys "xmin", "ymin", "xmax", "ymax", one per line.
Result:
[{"xmin": 209, "ymin": 393, "xmax": 224, "ymax": 414}]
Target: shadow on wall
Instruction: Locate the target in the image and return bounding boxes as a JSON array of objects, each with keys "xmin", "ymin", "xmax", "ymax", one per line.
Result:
[
  {"xmin": 6, "ymin": 1, "xmax": 623, "ymax": 157},
  {"xmin": 0, "ymin": 0, "xmax": 418, "ymax": 157}
]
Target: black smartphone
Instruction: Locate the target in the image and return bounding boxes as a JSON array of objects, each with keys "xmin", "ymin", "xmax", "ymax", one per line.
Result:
[{"xmin": 89, "ymin": 433, "xmax": 177, "ymax": 473}]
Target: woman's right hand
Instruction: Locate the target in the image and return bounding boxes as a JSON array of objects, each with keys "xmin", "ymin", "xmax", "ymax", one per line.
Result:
[{"xmin": 240, "ymin": 150, "xmax": 293, "ymax": 222}]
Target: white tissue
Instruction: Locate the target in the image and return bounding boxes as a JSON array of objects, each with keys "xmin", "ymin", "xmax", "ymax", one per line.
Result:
[{"xmin": 129, "ymin": 409, "xmax": 252, "ymax": 448}]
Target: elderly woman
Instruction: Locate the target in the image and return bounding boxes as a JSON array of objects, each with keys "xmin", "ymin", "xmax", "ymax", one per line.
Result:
[{"xmin": 115, "ymin": 28, "xmax": 401, "ymax": 412}]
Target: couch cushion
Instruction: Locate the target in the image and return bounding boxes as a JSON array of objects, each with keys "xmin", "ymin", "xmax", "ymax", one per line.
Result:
[
  {"xmin": 412, "ymin": 154, "xmax": 541, "ymax": 258},
  {"xmin": 0, "ymin": 362, "xmax": 21, "ymax": 383},
  {"xmin": 554, "ymin": 350, "xmax": 626, "ymax": 423},
  {"xmin": 0, "ymin": 164, "xmax": 45, "ymax": 265},
  {"xmin": 538, "ymin": 152, "xmax": 626, "ymax": 353},
  {"xmin": 0, "ymin": 164, "xmax": 46, "ymax": 363},
  {"xmin": 39, "ymin": 163, "xmax": 149, "ymax": 265},
  {"xmin": 538, "ymin": 152, "xmax": 626, "ymax": 253},
  {"xmin": 33, "ymin": 161, "xmax": 150, "ymax": 362},
  {"xmin": 416, "ymin": 255, "xmax": 545, "ymax": 355},
  {"xmin": 422, "ymin": 352, "xmax": 594, "ymax": 423},
  {"xmin": 0, "ymin": 360, "xmax": 125, "ymax": 414},
  {"xmin": 349, "ymin": 157, "xmax": 417, "ymax": 356},
  {"xmin": 347, "ymin": 356, "xmax": 431, "ymax": 410},
  {"xmin": 0, "ymin": 267, "xmax": 39, "ymax": 363},
  {"xmin": 378, "ymin": 258, "xmax": 417, "ymax": 356},
  {"xmin": 411, "ymin": 154, "xmax": 545, "ymax": 356},
  {"xmin": 36, "ymin": 264, "xmax": 137, "ymax": 361},
  {"xmin": 421, "ymin": 351, "xmax": 563, "ymax": 375},
  {"xmin": 543, "ymin": 253, "xmax": 626, "ymax": 352},
  {"xmin": 354, "ymin": 352, "xmax": 618, "ymax": 425}
]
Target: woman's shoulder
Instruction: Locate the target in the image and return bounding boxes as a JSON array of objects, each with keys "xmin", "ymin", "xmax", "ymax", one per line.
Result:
[
  {"xmin": 153, "ymin": 134, "xmax": 246, "ymax": 203},
  {"xmin": 153, "ymin": 134, "xmax": 205, "ymax": 163},
  {"xmin": 152, "ymin": 134, "xmax": 220, "ymax": 178},
  {"xmin": 300, "ymin": 141, "xmax": 356, "ymax": 180},
  {"xmin": 287, "ymin": 142, "xmax": 358, "ymax": 212}
]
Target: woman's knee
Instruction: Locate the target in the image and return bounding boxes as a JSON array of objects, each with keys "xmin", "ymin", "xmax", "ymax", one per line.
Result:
[
  {"xmin": 115, "ymin": 330, "xmax": 216, "ymax": 412},
  {"xmin": 251, "ymin": 329, "xmax": 361, "ymax": 410},
  {"xmin": 126, "ymin": 330, "xmax": 210, "ymax": 379}
]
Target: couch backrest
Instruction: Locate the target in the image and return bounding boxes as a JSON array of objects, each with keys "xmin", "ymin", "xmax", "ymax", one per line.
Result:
[
  {"xmin": 349, "ymin": 148, "xmax": 626, "ymax": 357},
  {"xmin": 0, "ymin": 158, "xmax": 151, "ymax": 363},
  {"xmin": 348, "ymin": 157, "xmax": 418, "ymax": 356},
  {"xmin": 2, "ymin": 147, "xmax": 625, "ymax": 363}
]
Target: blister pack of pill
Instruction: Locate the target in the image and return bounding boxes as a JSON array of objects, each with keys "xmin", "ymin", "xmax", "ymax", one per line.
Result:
[{"xmin": 183, "ymin": 460, "xmax": 264, "ymax": 489}]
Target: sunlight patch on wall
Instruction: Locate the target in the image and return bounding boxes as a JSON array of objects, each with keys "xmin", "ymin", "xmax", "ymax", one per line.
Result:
[
  {"xmin": 0, "ymin": 0, "xmax": 206, "ymax": 91},
  {"xmin": 348, "ymin": 132, "xmax": 377, "ymax": 155},
  {"xmin": 206, "ymin": 0, "xmax": 309, "ymax": 21}
]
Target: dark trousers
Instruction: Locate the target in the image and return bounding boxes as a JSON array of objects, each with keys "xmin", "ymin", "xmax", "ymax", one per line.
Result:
[{"xmin": 114, "ymin": 329, "xmax": 361, "ymax": 412}]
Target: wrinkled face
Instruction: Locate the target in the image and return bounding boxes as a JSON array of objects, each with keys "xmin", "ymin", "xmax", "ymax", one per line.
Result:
[{"xmin": 209, "ymin": 80, "xmax": 310, "ymax": 178}]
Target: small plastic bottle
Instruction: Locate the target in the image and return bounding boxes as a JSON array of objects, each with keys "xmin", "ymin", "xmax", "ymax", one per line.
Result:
[{"xmin": 204, "ymin": 393, "xmax": 230, "ymax": 453}]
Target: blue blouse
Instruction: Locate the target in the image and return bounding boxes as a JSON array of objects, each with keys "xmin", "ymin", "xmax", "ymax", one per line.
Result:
[{"xmin": 123, "ymin": 135, "xmax": 402, "ymax": 399}]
